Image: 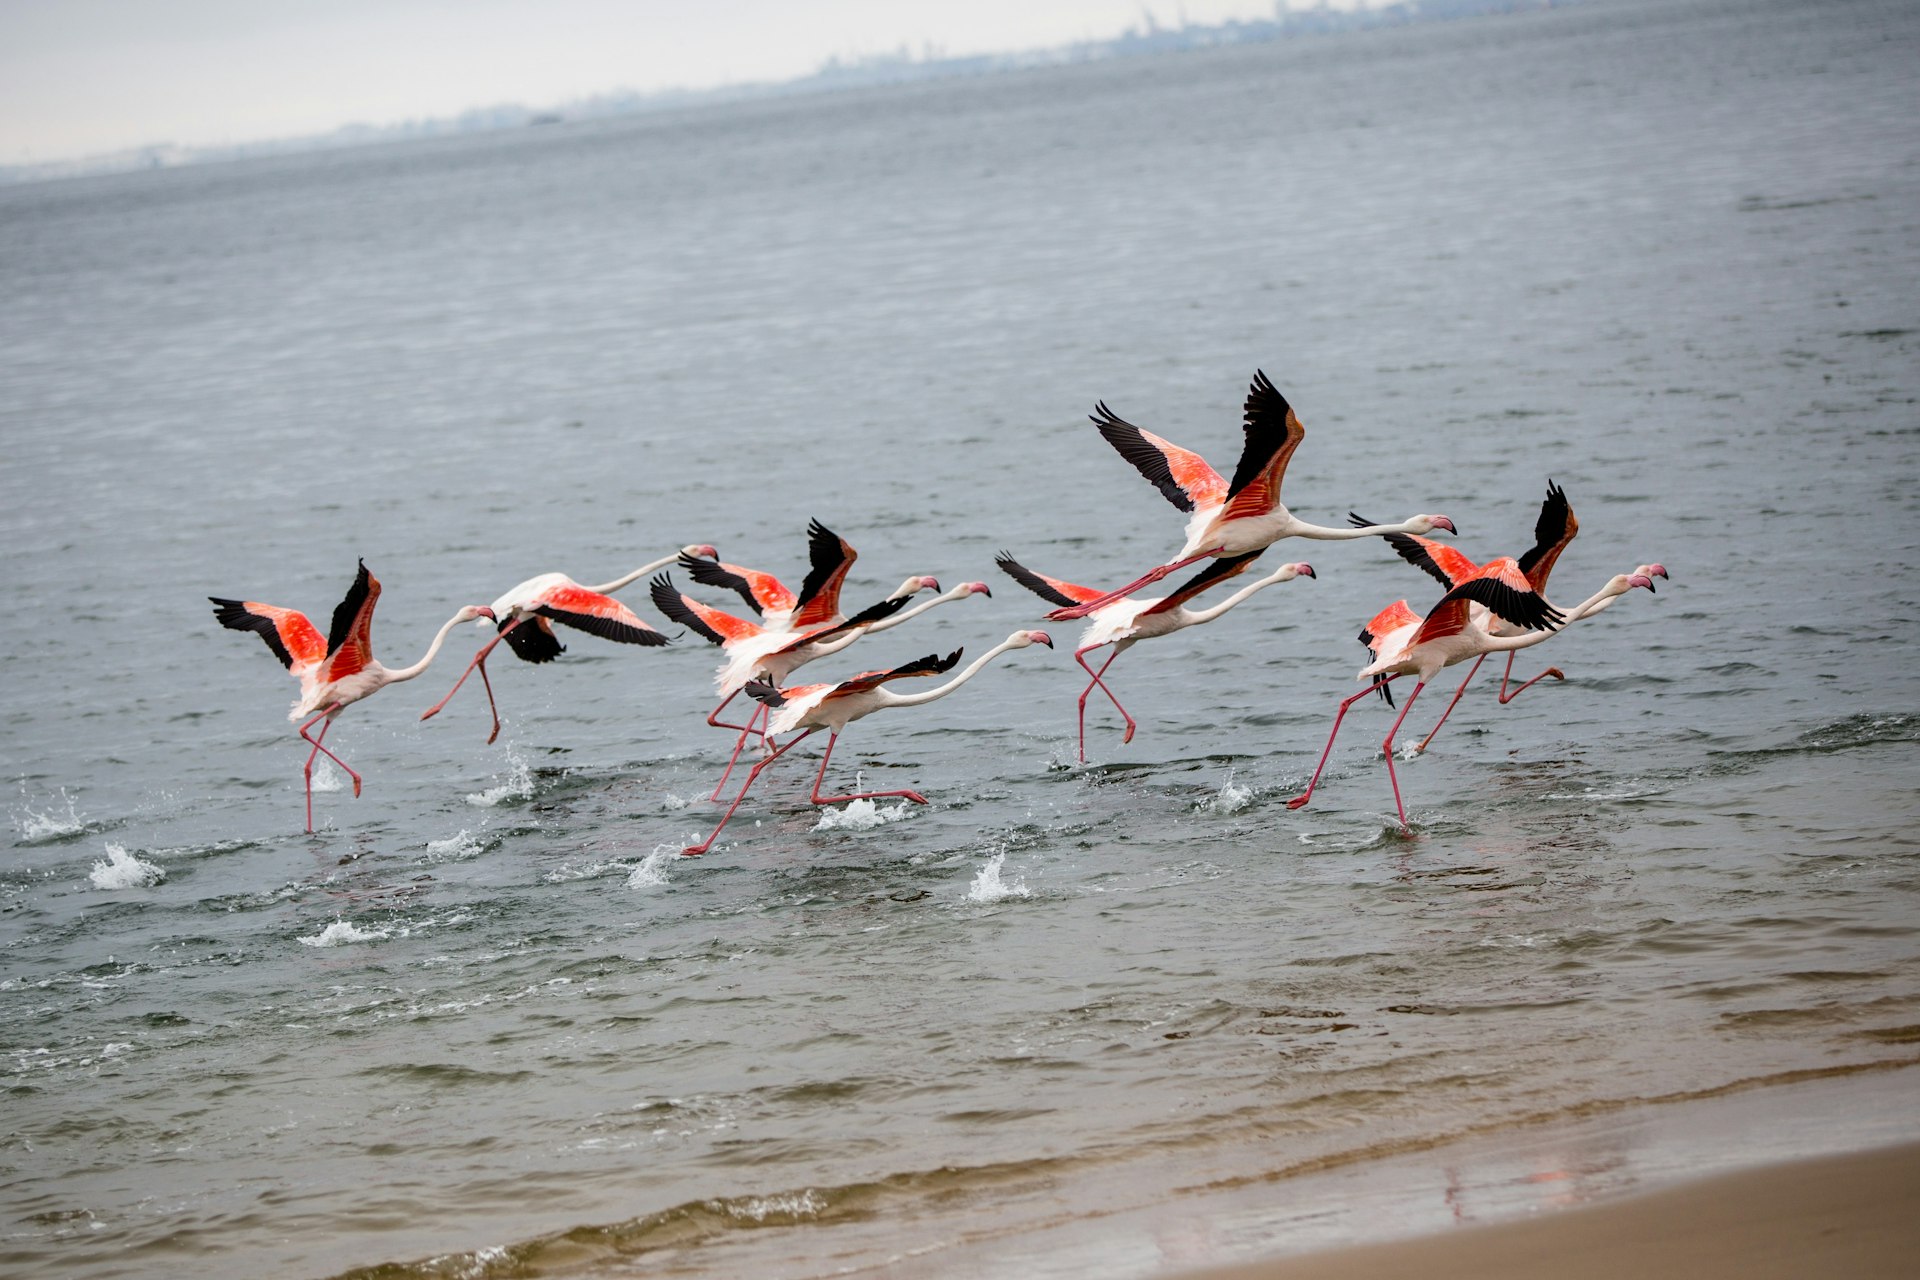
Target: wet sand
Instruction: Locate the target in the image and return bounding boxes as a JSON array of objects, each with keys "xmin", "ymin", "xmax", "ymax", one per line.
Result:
[{"xmin": 1179, "ymin": 1139, "xmax": 1920, "ymax": 1280}]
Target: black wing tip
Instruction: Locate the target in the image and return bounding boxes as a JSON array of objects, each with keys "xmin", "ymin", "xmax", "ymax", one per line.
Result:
[{"xmin": 745, "ymin": 679, "xmax": 786, "ymax": 707}]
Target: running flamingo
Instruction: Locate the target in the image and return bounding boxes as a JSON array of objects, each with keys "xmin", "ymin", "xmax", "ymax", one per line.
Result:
[
  {"xmin": 1046, "ymin": 371, "xmax": 1454, "ymax": 621},
  {"xmin": 681, "ymin": 630, "xmax": 1054, "ymax": 857},
  {"xmin": 418, "ymin": 545, "xmax": 708, "ymax": 743},
  {"xmin": 652, "ymin": 571, "xmax": 987, "ymax": 798},
  {"xmin": 211, "ymin": 561, "xmax": 494, "ymax": 832},
  {"xmin": 1286, "ymin": 562, "xmax": 1658, "ymax": 830},
  {"xmin": 998, "ymin": 551, "xmax": 1314, "ymax": 761}
]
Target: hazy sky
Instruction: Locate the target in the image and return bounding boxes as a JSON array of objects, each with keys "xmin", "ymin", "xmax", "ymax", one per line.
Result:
[{"xmin": 0, "ymin": 0, "xmax": 1302, "ymax": 163}]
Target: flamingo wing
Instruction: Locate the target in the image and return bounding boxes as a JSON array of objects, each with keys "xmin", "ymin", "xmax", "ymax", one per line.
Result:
[
  {"xmin": 1218, "ymin": 370, "xmax": 1307, "ymax": 522},
  {"xmin": 534, "ymin": 584, "xmax": 669, "ymax": 647},
  {"xmin": 791, "ymin": 519, "xmax": 858, "ymax": 628},
  {"xmin": 1142, "ymin": 551, "xmax": 1263, "ymax": 614},
  {"xmin": 1517, "ymin": 479, "xmax": 1578, "ymax": 592},
  {"xmin": 994, "ymin": 553, "xmax": 1107, "ymax": 610},
  {"xmin": 649, "ymin": 575, "xmax": 762, "ymax": 647},
  {"xmin": 768, "ymin": 593, "xmax": 911, "ymax": 655},
  {"xmin": 500, "ymin": 615, "xmax": 566, "ymax": 664},
  {"xmin": 1442, "ymin": 558, "xmax": 1566, "ymax": 634},
  {"xmin": 1363, "ymin": 523, "xmax": 1482, "ymax": 590},
  {"xmin": 680, "ymin": 550, "xmax": 795, "ymax": 618},
  {"xmin": 209, "ymin": 598, "xmax": 327, "ymax": 674},
  {"xmin": 320, "ymin": 560, "xmax": 380, "ymax": 682},
  {"xmin": 827, "ymin": 647, "xmax": 964, "ymax": 697},
  {"xmin": 1359, "ymin": 599, "xmax": 1423, "ymax": 655},
  {"xmin": 1092, "ymin": 402, "xmax": 1228, "ymax": 514}
]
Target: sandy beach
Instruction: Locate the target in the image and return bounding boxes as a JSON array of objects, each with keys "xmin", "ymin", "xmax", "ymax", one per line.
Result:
[{"xmin": 1181, "ymin": 1139, "xmax": 1920, "ymax": 1280}]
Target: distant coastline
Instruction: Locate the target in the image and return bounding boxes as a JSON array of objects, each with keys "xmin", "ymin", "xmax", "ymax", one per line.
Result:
[{"xmin": 0, "ymin": 0, "xmax": 1561, "ymax": 187}]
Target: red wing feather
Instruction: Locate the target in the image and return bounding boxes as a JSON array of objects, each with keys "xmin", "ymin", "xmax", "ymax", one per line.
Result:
[
  {"xmin": 1360, "ymin": 599, "xmax": 1422, "ymax": 654},
  {"xmin": 994, "ymin": 553, "xmax": 1107, "ymax": 610},
  {"xmin": 1380, "ymin": 531, "xmax": 1481, "ymax": 589},
  {"xmin": 1219, "ymin": 371, "xmax": 1306, "ymax": 521},
  {"xmin": 321, "ymin": 560, "xmax": 380, "ymax": 682},
  {"xmin": 682, "ymin": 551, "xmax": 795, "ymax": 617},
  {"xmin": 1143, "ymin": 552, "xmax": 1261, "ymax": 614},
  {"xmin": 1092, "ymin": 403, "xmax": 1228, "ymax": 514},
  {"xmin": 649, "ymin": 575, "xmax": 762, "ymax": 647},
  {"xmin": 1410, "ymin": 596, "xmax": 1475, "ymax": 646},
  {"xmin": 828, "ymin": 648, "xmax": 963, "ymax": 698},
  {"xmin": 535, "ymin": 585, "xmax": 669, "ymax": 647},
  {"xmin": 1517, "ymin": 480, "xmax": 1578, "ymax": 592},
  {"xmin": 791, "ymin": 519, "xmax": 857, "ymax": 628},
  {"xmin": 210, "ymin": 599, "xmax": 326, "ymax": 672}
]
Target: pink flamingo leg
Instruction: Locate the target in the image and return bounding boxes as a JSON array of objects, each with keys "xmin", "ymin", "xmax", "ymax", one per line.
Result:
[
  {"xmin": 1286, "ymin": 675, "xmax": 1398, "ymax": 811},
  {"xmin": 1496, "ymin": 651, "xmax": 1565, "ymax": 704},
  {"xmin": 297, "ymin": 706, "xmax": 360, "ymax": 832},
  {"xmin": 683, "ymin": 729, "xmax": 815, "ymax": 856},
  {"xmin": 1380, "ymin": 681, "xmax": 1428, "ymax": 832},
  {"xmin": 705, "ymin": 688, "xmax": 756, "ymax": 734},
  {"xmin": 1074, "ymin": 646, "xmax": 1132, "ymax": 762},
  {"xmin": 1045, "ymin": 548, "xmax": 1223, "ymax": 620},
  {"xmin": 1414, "ymin": 653, "xmax": 1486, "ymax": 755},
  {"xmin": 809, "ymin": 732, "xmax": 929, "ymax": 806},
  {"xmin": 420, "ymin": 618, "xmax": 521, "ymax": 735},
  {"xmin": 706, "ymin": 702, "xmax": 765, "ymax": 802}
]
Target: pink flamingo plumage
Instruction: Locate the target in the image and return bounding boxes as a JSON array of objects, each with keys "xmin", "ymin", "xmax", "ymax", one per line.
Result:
[
  {"xmin": 212, "ymin": 561, "xmax": 494, "ymax": 832},
  {"xmin": 998, "ymin": 550, "xmax": 1315, "ymax": 761},
  {"xmin": 418, "ymin": 546, "xmax": 707, "ymax": 743},
  {"xmin": 1046, "ymin": 371, "xmax": 1454, "ymax": 621},
  {"xmin": 1286, "ymin": 561, "xmax": 1658, "ymax": 830},
  {"xmin": 681, "ymin": 630, "xmax": 1053, "ymax": 857},
  {"xmin": 652, "ymin": 571, "xmax": 988, "ymax": 799}
]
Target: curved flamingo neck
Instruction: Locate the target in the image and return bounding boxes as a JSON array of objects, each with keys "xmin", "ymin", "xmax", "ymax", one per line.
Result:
[
  {"xmin": 880, "ymin": 638, "xmax": 1027, "ymax": 708},
  {"xmin": 1291, "ymin": 516, "xmax": 1419, "ymax": 540},
  {"xmin": 864, "ymin": 586, "xmax": 965, "ymax": 634},
  {"xmin": 383, "ymin": 612, "xmax": 477, "ymax": 683},
  {"xmin": 1184, "ymin": 569, "xmax": 1296, "ymax": 624},
  {"xmin": 588, "ymin": 552, "xmax": 685, "ymax": 595}
]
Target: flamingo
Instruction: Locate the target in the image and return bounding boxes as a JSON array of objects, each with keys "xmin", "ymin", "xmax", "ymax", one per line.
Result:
[
  {"xmin": 651, "ymin": 572, "xmax": 987, "ymax": 798},
  {"xmin": 1358, "ymin": 482, "xmax": 1668, "ymax": 752},
  {"xmin": 1285, "ymin": 561, "xmax": 1659, "ymax": 831},
  {"xmin": 679, "ymin": 519, "xmax": 859, "ymax": 634},
  {"xmin": 997, "ymin": 550, "xmax": 1315, "ymax": 762},
  {"xmin": 211, "ymin": 561, "xmax": 494, "ymax": 832},
  {"xmin": 417, "ymin": 545, "xmax": 709, "ymax": 743},
  {"xmin": 1045, "ymin": 370, "xmax": 1454, "ymax": 621},
  {"xmin": 681, "ymin": 630, "xmax": 1054, "ymax": 857}
]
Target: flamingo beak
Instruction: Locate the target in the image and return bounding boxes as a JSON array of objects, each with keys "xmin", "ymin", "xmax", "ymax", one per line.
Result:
[
  {"xmin": 1296, "ymin": 563, "xmax": 1316, "ymax": 579},
  {"xmin": 1648, "ymin": 563, "xmax": 1669, "ymax": 580},
  {"xmin": 969, "ymin": 582, "xmax": 991, "ymax": 597},
  {"xmin": 923, "ymin": 576, "xmax": 941, "ymax": 592},
  {"xmin": 1031, "ymin": 630, "xmax": 1054, "ymax": 649},
  {"xmin": 692, "ymin": 544, "xmax": 719, "ymax": 560},
  {"xmin": 1629, "ymin": 574, "xmax": 1655, "ymax": 592},
  {"xmin": 1432, "ymin": 516, "xmax": 1457, "ymax": 535}
]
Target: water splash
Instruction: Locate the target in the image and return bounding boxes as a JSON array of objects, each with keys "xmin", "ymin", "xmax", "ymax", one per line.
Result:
[
  {"xmin": 626, "ymin": 847, "xmax": 678, "ymax": 888},
  {"xmin": 967, "ymin": 852, "xmax": 1030, "ymax": 903},
  {"xmin": 425, "ymin": 830, "xmax": 487, "ymax": 861},
  {"xmin": 1196, "ymin": 768, "xmax": 1253, "ymax": 814},
  {"xmin": 813, "ymin": 797, "xmax": 912, "ymax": 831},
  {"xmin": 309, "ymin": 757, "xmax": 346, "ymax": 793},
  {"xmin": 89, "ymin": 843, "xmax": 163, "ymax": 890},
  {"xmin": 13, "ymin": 788, "xmax": 90, "ymax": 843},
  {"xmin": 467, "ymin": 749, "xmax": 534, "ymax": 807},
  {"xmin": 299, "ymin": 920, "xmax": 390, "ymax": 947}
]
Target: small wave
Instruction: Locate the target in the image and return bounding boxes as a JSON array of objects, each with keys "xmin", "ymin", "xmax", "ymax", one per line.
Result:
[
  {"xmin": 424, "ymin": 830, "xmax": 487, "ymax": 861},
  {"xmin": 967, "ymin": 852, "xmax": 1030, "ymax": 903},
  {"xmin": 89, "ymin": 843, "xmax": 164, "ymax": 890},
  {"xmin": 627, "ymin": 847, "xmax": 678, "ymax": 888},
  {"xmin": 13, "ymin": 788, "xmax": 90, "ymax": 843},
  {"xmin": 1196, "ymin": 768, "xmax": 1253, "ymax": 814},
  {"xmin": 814, "ymin": 797, "xmax": 912, "ymax": 831},
  {"xmin": 300, "ymin": 919, "xmax": 390, "ymax": 947},
  {"xmin": 467, "ymin": 751, "xmax": 534, "ymax": 807}
]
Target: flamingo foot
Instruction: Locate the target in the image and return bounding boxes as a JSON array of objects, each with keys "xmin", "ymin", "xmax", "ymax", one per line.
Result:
[
  {"xmin": 1285, "ymin": 794, "xmax": 1310, "ymax": 811},
  {"xmin": 680, "ymin": 846, "xmax": 706, "ymax": 858},
  {"xmin": 1121, "ymin": 720, "xmax": 1136, "ymax": 744},
  {"xmin": 1545, "ymin": 668, "xmax": 1565, "ymax": 681}
]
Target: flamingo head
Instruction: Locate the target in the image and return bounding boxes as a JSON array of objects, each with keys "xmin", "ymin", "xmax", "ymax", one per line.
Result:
[
  {"xmin": 1626, "ymin": 572, "xmax": 1656, "ymax": 593},
  {"xmin": 455, "ymin": 605, "xmax": 498, "ymax": 625},
  {"xmin": 889, "ymin": 575, "xmax": 941, "ymax": 600},
  {"xmin": 956, "ymin": 581, "xmax": 992, "ymax": 598},
  {"xmin": 1415, "ymin": 514, "xmax": 1457, "ymax": 535},
  {"xmin": 1637, "ymin": 563, "xmax": 1669, "ymax": 586},
  {"xmin": 1290, "ymin": 562, "xmax": 1316, "ymax": 580},
  {"xmin": 682, "ymin": 544, "xmax": 720, "ymax": 560},
  {"xmin": 1017, "ymin": 629, "xmax": 1055, "ymax": 649}
]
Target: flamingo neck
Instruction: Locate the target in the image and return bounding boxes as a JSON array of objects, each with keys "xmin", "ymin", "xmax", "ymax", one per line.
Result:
[
  {"xmin": 383, "ymin": 612, "xmax": 476, "ymax": 683},
  {"xmin": 865, "ymin": 587, "xmax": 963, "ymax": 634},
  {"xmin": 1184, "ymin": 570, "xmax": 1294, "ymax": 624},
  {"xmin": 1292, "ymin": 517, "xmax": 1418, "ymax": 540},
  {"xmin": 588, "ymin": 552, "xmax": 683, "ymax": 595},
  {"xmin": 879, "ymin": 639, "xmax": 1025, "ymax": 708}
]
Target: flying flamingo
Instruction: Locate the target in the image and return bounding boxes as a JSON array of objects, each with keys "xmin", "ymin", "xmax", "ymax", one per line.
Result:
[
  {"xmin": 1045, "ymin": 370, "xmax": 1454, "ymax": 621},
  {"xmin": 417, "ymin": 545, "xmax": 710, "ymax": 743},
  {"xmin": 1358, "ymin": 482, "xmax": 1668, "ymax": 752},
  {"xmin": 1286, "ymin": 562, "xmax": 1659, "ymax": 830},
  {"xmin": 679, "ymin": 519, "xmax": 860, "ymax": 636},
  {"xmin": 681, "ymin": 630, "xmax": 1054, "ymax": 857},
  {"xmin": 997, "ymin": 550, "xmax": 1315, "ymax": 761},
  {"xmin": 211, "ymin": 561, "xmax": 494, "ymax": 832},
  {"xmin": 651, "ymin": 572, "xmax": 988, "ymax": 798}
]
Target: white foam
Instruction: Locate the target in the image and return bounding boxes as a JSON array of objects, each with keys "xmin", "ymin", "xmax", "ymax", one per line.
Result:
[
  {"xmin": 299, "ymin": 919, "xmax": 389, "ymax": 947},
  {"xmin": 425, "ymin": 830, "xmax": 486, "ymax": 861},
  {"xmin": 466, "ymin": 750, "xmax": 533, "ymax": 807},
  {"xmin": 1197, "ymin": 768, "xmax": 1253, "ymax": 814},
  {"xmin": 89, "ymin": 843, "xmax": 164, "ymax": 889},
  {"xmin": 966, "ymin": 851, "xmax": 1030, "ymax": 903},
  {"xmin": 626, "ymin": 846, "xmax": 678, "ymax": 887},
  {"xmin": 813, "ymin": 797, "xmax": 912, "ymax": 831},
  {"xmin": 309, "ymin": 757, "xmax": 346, "ymax": 793},
  {"xmin": 14, "ymin": 788, "xmax": 88, "ymax": 842}
]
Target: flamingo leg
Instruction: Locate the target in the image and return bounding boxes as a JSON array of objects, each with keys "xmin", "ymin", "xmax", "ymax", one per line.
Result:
[
  {"xmin": 1286, "ymin": 676, "xmax": 1398, "ymax": 811},
  {"xmin": 1381, "ymin": 681, "xmax": 1428, "ymax": 833},
  {"xmin": 1414, "ymin": 654, "xmax": 1486, "ymax": 755},
  {"xmin": 683, "ymin": 729, "xmax": 814, "ymax": 856},
  {"xmin": 1073, "ymin": 646, "xmax": 1131, "ymax": 762},
  {"xmin": 707, "ymin": 702, "xmax": 765, "ymax": 802},
  {"xmin": 1045, "ymin": 548, "xmax": 1223, "ymax": 621},
  {"xmin": 706, "ymin": 687, "xmax": 756, "ymax": 734},
  {"xmin": 420, "ymin": 619, "xmax": 521, "ymax": 731},
  {"xmin": 297, "ymin": 706, "xmax": 359, "ymax": 831},
  {"xmin": 1496, "ymin": 651, "xmax": 1565, "ymax": 704},
  {"xmin": 809, "ymin": 732, "xmax": 929, "ymax": 806}
]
